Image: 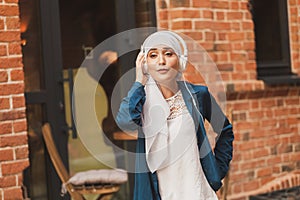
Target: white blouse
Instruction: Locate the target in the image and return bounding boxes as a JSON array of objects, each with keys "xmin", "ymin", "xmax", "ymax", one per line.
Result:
[{"xmin": 156, "ymin": 90, "xmax": 218, "ymax": 200}]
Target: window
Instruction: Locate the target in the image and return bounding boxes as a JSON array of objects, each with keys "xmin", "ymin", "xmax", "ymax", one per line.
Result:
[{"xmin": 250, "ymin": 0, "xmax": 300, "ymax": 84}]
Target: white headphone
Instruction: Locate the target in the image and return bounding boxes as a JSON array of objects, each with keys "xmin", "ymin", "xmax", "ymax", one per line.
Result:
[{"xmin": 141, "ymin": 31, "xmax": 188, "ymax": 72}]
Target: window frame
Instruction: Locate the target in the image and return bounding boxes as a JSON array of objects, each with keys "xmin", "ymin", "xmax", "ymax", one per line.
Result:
[{"xmin": 251, "ymin": 0, "xmax": 291, "ymax": 77}]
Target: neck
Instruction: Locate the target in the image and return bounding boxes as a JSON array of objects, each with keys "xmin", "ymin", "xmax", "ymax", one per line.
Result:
[{"xmin": 157, "ymin": 81, "xmax": 179, "ymax": 99}]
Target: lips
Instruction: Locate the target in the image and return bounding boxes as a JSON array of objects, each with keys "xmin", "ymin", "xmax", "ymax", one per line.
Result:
[{"xmin": 157, "ymin": 68, "xmax": 170, "ymax": 73}]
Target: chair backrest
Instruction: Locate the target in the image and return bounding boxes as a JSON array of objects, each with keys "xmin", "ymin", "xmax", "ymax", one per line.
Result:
[{"xmin": 42, "ymin": 123, "xmax": 70, "ymax": 184}]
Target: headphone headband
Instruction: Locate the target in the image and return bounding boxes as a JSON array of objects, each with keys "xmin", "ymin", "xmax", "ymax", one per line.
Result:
[{"xmin": 162, "ymin": 31, "xmax": 188, "ymax": 58}]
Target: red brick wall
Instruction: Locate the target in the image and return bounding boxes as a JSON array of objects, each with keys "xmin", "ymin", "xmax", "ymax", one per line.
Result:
[
  {"xmin": 289, "ymin": 0, "xmax": 300, "ymax": 75},
  {"xmin": 156, "ymin": 0, "xmax": 300, "ymax": 199},
  {"xmin": 0, "ymin": 0, "xmax": 29, "ymax": 199}
]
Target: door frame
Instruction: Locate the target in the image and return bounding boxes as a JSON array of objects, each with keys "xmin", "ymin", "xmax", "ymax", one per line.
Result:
[{"xmin": 25, "ymin": 0, "xmax": 69, "ymax": 199}]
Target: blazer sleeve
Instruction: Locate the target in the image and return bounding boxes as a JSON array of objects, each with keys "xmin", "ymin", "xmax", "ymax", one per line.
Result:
[
  {"xmin": 201, "ymin": 87, "xmax": 234, "ymax": 180},
  {"xmin": 116, "ymin": 82, "xmax": 146, "ymax": 131}
]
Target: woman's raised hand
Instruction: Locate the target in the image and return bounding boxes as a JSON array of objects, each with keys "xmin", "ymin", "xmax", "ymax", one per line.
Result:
[{"xmin": 135, "ymin": 51, "xmax": 148, "ymax": 85}]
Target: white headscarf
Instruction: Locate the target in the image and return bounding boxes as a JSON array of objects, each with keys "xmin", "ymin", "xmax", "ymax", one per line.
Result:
[{"xmin": 141, "ymin": 31, "xmax": 185, "ymax": 172}]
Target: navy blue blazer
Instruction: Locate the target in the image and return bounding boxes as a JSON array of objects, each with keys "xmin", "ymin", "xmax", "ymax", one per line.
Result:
[{"xmin": 116, "ymin": 81, "xmax": 234, "ymax": 200}]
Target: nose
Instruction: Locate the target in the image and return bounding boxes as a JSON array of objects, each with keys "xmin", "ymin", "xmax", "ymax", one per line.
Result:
[{"xmin": 158, "ymin": 53, "xmax": 166, "ymax": 65}]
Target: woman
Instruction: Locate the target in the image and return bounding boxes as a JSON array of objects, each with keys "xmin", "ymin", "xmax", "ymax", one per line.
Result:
[{"xmin": 116, "ymin": 31, "xmax": 234, "ymax": 200}]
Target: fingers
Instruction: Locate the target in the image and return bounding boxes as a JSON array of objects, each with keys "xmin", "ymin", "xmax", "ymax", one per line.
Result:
[
  {"xmin": 135, "ymin": 51, "xmax": 148, "ymax": 85},
  {"xmin": 136, "ymin": 51, "xmax": 145, "ymax": 68}
]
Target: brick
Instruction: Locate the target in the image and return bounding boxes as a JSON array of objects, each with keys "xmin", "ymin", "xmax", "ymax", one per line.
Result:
[
  {"xmin": 260, "ymin": 119, "xmax": 278, "ymax": 127},
  {"xmin": 243, "ymin": 180, "xmax": 259, "ymax": 192},
  {"xmin": 12, "ymin": 96, "xmax": 25, "ymax": 109},
  {"xmin": 159, "ymin": 10, "xmax": 168, "ymax": 20},
  {"xmin": 194, "ymin": 20, "xmax": 212, "ymax": 29},
  {"xmin": 232, "ymin": 42, "xmax": 243, "ymax": 50},
  {"xmin": 211, "ymin": 1, "xmax": 229, "ymax": 9},
  {"xmin": 232, "ymin": 112, "xmax": 246, "ymax": 121},
  {"xmin": 248, "ymin": 50, "xmax": 256, "ymax": 59},
  {"xmin": 215, "ymin": 11, "xmax": 225, "ymax": 20},
  {"xmin": 236, "ymin": 140, "xmax": 256, "ymax": 151},
  {"xmin": 0, "ymin": 134, "xmax": 28, "ymax": 147},
  {"xmin": 0, "ymin": 148, "xmax": 13, "ymax": 161},
  {"xmin": 232, "ymin": 183, "xmax": 242, "ymax": 193},
  {"xmin": 158, "ymin": 21, "xmax": 169, "ymax": 29},
  {"xmin": 15, "ymin": 146, "xmax": 29, "ymax": 159},
  {"xmin": 0, "ymin": 57, "xmax": 23, "ymax": 69},
  {"xmin": 0, "ymin": 122, "xmax": 12, "ymax": 134},
  {"xmin": 4, "ymin": 0, "xmax": 19, "ymax": 3},
  {"xmin": 170, "ymin": 0, "xmax": 189, "ymax": 8},
  {"xmin": 171, "ymin": 20, "xmax": 192, "ymax": 30},
  {"xmin": 217, "ymin": 64, "xmax": 233, "ymax": 71},
  {"xmin": 240, "ymin": 2, "xmax": 248, "ymax": 10},
  {"xmin": 0, "ymin": 18, "xmax": 4, "ymax": 30},
  {"xmin": 286, "ymin": 117, "xmax": 298, "ymax": 126},
  {"xmin": 252, "ymin": 148, "xmax": 269, "ymax": 159},
  {"xmin": 0, "ymin": 71, "xmax": 8, "ymax": 82},
  {"xmin": 192, "ymin": 0, "xmax": 210, "ymax": 8},
  {"xmin": 228, "ymin": 32, "xmax": 245, "ymax": 41},
  {"xmin": 245, "ymin": 62, "xmax": 256, "ymax": 70},
  {"xmin": 285, "ymin": 98, "xmax": 300, "ymax": 105},
  {"xmin": 0, "ymin": 44, "xmax": 6, "ymax": 56},
  {"xmin": 266, "ymin": 156, "xmax": 282, "ymax": 165},
  {"xmin": 214, "ymin": 43, "xmax": 231, "ymax": 51},
  {"xmin": 260, "ymin": 99, "xmax": 277, "ymax": 108},
  {"xmin": 248, "ymin": 111, "xmax": 264, "ymax": 119},
  {"xmin": 0, "ymin": 83, "xmax": 24, "ymax": 95},
  {"xmin": 260, "ymin": 176, "xmax": 275, "ymax": 186},
  {"xmin": 204, "ymin": 31, "xmax": 215, "ymax": 41},
  {"xmin": 230, "ymin": 53, "xmax": 247, "ymax": 61},
  {"xmin": 0, "ymin": 5, "xmax": 19, "ymax": 16},
  {"xmin": 0, "ymin": 97, "xmax": 10, "ymax": 109},
  {"xmin": 6, "ymin": 17, "xmax": 20, "ymax": 30},
  {"xmin": 246, "ymin": 32, "xmax": 255, "ymax": 40},
  {"xmin": 8, "ymin": 42, "xmax": 21, "ymax": 55},
  {"xmin": 182, "ymin": 31, "xmax": 203, "ymax": 40},
  {"xmin": 0, "ymin": 109, "xmax": 26, "ymax": 122},
  {"xmin": 10, "ymin": 69, "xmax": 24, "ymax": 81},
  {"xmin": 227, "ymin": 12, "xmax": 243, "ymax": 20},
  {"xmin": 3, "ymin": 187, "xmax": 23, "ymax": 200},
  {"xmin": 230, "ymin": 2, "xmax": 239, "ymax": 10},
  {"xmin": 170, "ymin": 10, "xmax": 200, "ymax": 19},
  {"xmin": 1, "ymin": 160, "xmax": 29, "ymax": 175},
  {"xmin": 0, "ymin": 175, "xmax": 16, "ymax": 187},
  {"xmin": 0, "ymin": 31, "xmax": 20, "ymax": 42},
  {"xmin": 257, "ymin": 167, "xmax": 273, "ymax": 177},
  {"xmin": 242, "ymin": 21, "xmax": 254, "ymax": 30},
  {"xmin": 202, "ymin": 10, "xmax": 213, "ymax": 19},
  {"xmin": 213, "ymin": 22, "xmax": 231, "ymax": 30},
  {"xmin": 274, "ymin": 108, "xmax": 289, "ymax": 116},
  {"xmin": 277, "ymin": 144, "xmax": 293, "ymax": 154},
  {"xmin": 13, "ymin": 120, "xmax": 27, "ymax": 132},
  {"xmin": 282, "ymin": 164, "xmax": 294, "ymax": 172},
  {"xmin": 232, "ymin": 101, "xmax": 250, "ymax": 110}
]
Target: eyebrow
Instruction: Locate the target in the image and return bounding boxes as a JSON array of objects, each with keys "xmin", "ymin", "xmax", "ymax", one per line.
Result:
[{"xmin": 148, "ymin": 47, "xmax": 174, "ymax": 51}]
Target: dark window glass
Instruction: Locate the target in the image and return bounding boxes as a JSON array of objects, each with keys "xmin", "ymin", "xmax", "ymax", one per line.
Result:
[{"xmin": 251, "ymin": 0, "xmax": 291, "ymax": 77}]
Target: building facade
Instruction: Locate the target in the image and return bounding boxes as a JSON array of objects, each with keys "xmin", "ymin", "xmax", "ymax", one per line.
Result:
[{"xmin": 0, "ymin": 0, "xmax": 299, "ymax": 199}]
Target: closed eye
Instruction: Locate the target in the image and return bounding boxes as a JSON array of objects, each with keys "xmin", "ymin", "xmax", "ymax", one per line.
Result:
[
  {"xmin": 149, "ymin": 53, "xmax": 158, "ymax": 58},
  {"xmin": 165, "ymin": 51, "xmax": 174, "ymax": 56}
]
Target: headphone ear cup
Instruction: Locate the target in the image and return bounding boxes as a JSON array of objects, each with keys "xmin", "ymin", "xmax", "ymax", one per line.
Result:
[{"xmin": 179, "ymin": 55, "xmax": 187, "ymax": 71}]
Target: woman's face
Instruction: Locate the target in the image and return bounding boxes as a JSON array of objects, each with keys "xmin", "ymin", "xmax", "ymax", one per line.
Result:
[{"xmin": 146, "ymin": 45, "xmax": 180, "ymax": 84}]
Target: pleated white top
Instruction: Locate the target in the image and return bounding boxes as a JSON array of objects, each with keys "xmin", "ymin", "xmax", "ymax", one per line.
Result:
[{"xmin": 156, "ymin": 91, "xmax": 218, "ymax": 200}]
